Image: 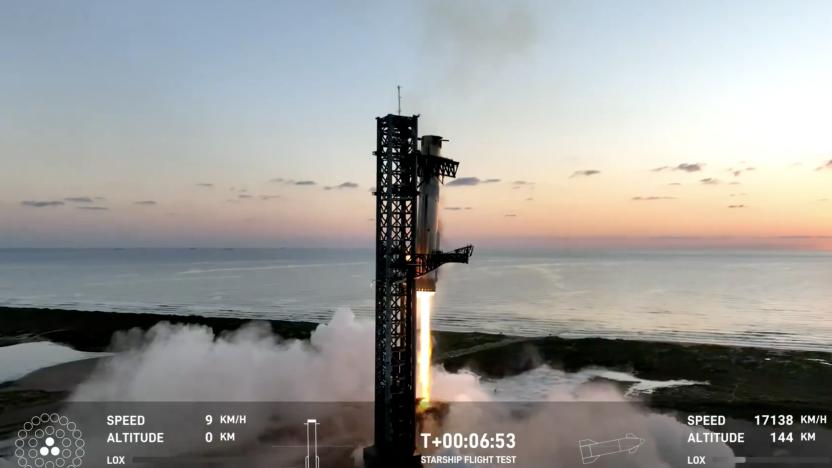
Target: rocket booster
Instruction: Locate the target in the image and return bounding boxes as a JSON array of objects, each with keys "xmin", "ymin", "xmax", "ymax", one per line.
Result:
[{"xmin": 416, "ymin": 135, "xmax": 443, "ymax": 292}]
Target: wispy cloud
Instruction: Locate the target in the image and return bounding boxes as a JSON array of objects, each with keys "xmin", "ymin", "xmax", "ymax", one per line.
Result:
[
  {"xmin": 728, "ymin": 166, "xmax": 756, "ymax": 177},
  {"xmin": 270, "ymin": 178, "xmax": 317, "ymax": 186},
  {"xmin": 632, "ymin": 196, "xmax": 676, "ymax": 201},
  {"xmin": 446, "ymin": 177, "xmax": 481, "ymax": 186},
  {"xmin": 510, "ymin": 180, "xmax": 534, "ymax": 190},
  {"xmin": 64, "ymin": 197, "xmax": 94, "ymax": 203},
  {"xmin": 504, "ymin": 213, "xmax": 517, "ymax": 217},
  {"xmin": 446, "ymin": 177, "xmax": 502, "ymax": 186},
  {"xmin": 196, "ymin": 183, "xmax": 214, "ymax": 188},
  {"xmin": 21, "ymin": 200, "xmax": 63, "ymax": 207},
  {"xmin": 816, "ymin": 159, "xmax": 832, "ymax": 171},
  {"xmin": 134, "ymin": 200, "xmax": 157, "ymax": 205},
  {"xmin": 728, "ymin": 204, "xmax": 746, "ymax": 209},
  {"xmin": 324, "ymin": 181, "xmax": 359, "ymax": 190},
  {"xmin": 78, "ymin": 206, "xmax": 108, "ymax": 211},
  {"xmin": 700, "ymin": 178, "xmax": 720, "ymax": 185},
  {"xmin": 238, "ymin": 194, "xmax": 253, "ymax": 199},
  {"xmin": 570, "ymin": 170, "xmax": 600, "ymax": 178},
  {"xmin": 652, "ymin": 163, "xmax": 703, "ymax": 173},
  {"xmin": 260, "ymin": 195, "xmax": 281, "ymax": 200}
]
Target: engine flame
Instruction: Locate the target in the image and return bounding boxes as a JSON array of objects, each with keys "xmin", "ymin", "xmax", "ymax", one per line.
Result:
[{"xmin": 417, "ymin": 290, "xmax": 434, "ymax": 403}]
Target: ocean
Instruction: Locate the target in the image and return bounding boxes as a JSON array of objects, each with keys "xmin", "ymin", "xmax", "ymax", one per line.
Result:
[{"xmin": 0, "ymin": 248, "xmax": 830, "ymax": 351}]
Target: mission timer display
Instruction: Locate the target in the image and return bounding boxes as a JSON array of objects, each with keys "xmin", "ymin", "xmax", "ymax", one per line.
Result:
[
  {"xmin": 419, "ymin": 432, "xmax": 518, "ymax": 465},
  {"xmin": 421, "ymin": 432, "xmax": 516, "ymax": 450}
]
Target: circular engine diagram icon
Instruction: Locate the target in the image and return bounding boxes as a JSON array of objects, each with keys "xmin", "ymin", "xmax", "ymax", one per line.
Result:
[{"xmin": 15, "ymin": 413, "xmax": 85, "ymax": 468}]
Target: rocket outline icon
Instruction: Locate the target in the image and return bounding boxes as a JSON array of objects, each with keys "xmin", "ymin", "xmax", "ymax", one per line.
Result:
[{"xmin": 579, "ymin": 432, "xmax": 645, "ymax": 464}]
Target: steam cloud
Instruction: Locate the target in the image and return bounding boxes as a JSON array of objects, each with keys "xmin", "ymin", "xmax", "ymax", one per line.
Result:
[
  {"xmin": 68, "ymin": 310, "xmax": 735, "ymax": 467},
  {"xmin": 72, "ymin": 309, "xmax": 373, "ymax": 402}
]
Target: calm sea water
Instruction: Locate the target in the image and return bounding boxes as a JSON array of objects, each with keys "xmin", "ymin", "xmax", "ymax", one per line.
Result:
[{"xmin": 0, "ymin": 248, "xmax": 830, "ymax": 351}]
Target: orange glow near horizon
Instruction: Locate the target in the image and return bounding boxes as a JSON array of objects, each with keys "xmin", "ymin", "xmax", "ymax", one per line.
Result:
[
  {"xmin": 2, "ymin": 160, "xmax": 830, "ymax": 249},
  {"xmin": 432, "ymin": 165, "xmax": 832, "ymax": 249}
]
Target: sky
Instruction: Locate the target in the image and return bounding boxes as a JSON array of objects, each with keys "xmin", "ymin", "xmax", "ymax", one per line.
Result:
[{"xmin": 1, "ymin": 0, "xmax": 831, "ymax": 249}]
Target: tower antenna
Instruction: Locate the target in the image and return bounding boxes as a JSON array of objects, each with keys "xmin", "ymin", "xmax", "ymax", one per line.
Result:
[{"xmin": 397, "ymin": 85, "xmax": 401, "ymax": 115}]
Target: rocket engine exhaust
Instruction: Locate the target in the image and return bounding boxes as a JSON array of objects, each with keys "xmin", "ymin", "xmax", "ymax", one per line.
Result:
[{"xmin": 417, "ymin": 290, "xmax": 434, "ymax": 403}]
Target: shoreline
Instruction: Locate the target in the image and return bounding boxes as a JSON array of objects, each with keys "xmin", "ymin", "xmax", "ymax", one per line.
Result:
[
  {"xmin": 2, "ymin": 305, "xmax": 828, "ymax": 353},
  {"xmin": 1, "ymin": 306, "xmax": 831, "ymax": 429}
]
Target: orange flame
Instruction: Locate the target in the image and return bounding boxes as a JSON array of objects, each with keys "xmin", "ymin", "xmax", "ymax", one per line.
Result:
[{"xmin": 417, "ymin": 290, "xmax": 434, "ymax": 403}]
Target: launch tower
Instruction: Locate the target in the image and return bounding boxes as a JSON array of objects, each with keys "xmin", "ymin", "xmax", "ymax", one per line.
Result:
[{"xmin": 365, "ymin": 114, "xmax": 473, "ymax": 467}]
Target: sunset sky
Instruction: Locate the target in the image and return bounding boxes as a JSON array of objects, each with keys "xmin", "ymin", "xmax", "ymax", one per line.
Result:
[{"xmin": 2, "ymin": 1, "xmax": 831, "ymax": 249}]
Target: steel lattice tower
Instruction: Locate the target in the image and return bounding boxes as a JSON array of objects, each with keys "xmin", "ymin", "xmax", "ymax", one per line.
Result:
[
  {"xmin": 368, "ymin": 114, "xmax": 419, "ymax": 466},
  {"xmin": 366, "ymin": 114, "xmax": 472, "ymax": 467}
]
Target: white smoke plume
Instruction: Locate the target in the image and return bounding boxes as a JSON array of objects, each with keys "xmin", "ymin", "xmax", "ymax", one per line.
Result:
[
  {"xmin": 72, "ymin": 308, "xmax": 374, "ymax": 402},
  {"xmin": 66, "ymin": 309, "xmax": 734, "ymax": 467}
]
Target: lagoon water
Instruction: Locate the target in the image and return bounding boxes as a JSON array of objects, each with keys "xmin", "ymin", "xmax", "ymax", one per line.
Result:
[{"xmin": 0, "ymin": 248, "xmax": 830, "ymax": 351}]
